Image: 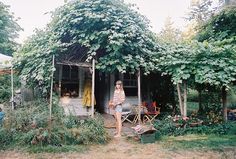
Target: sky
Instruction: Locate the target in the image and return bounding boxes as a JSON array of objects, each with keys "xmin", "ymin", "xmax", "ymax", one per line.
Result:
[{"xmin": 2, "ymin": 0, "xmax": 191, "ymax": 44}]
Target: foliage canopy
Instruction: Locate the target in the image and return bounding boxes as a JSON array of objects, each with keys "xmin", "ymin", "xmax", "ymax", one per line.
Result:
[
  {"xmin": 197, "ymin": 6, "xmax": 236, "ymax": 42},
  {"xmin": 15, "ymin": 0, "xmax": 160, "ymax": 93},
  {"xmin": 0, "ymin": 2, "xmax": 21, "ymax": 56}
]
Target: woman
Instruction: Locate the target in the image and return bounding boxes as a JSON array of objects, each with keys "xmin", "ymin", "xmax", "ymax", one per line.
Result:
[{"xmin": 111, "ymin": 80, "xmax": 125, "ymax": 138}]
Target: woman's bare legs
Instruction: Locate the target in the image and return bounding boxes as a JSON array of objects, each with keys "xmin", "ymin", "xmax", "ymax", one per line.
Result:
[
  {"xmin": 114, "ymin": 112, "xmax": 118, "ymax": 135},
  {"xmin": 114, "ymin": 112, "xmax": 122, "ymax": 137}
]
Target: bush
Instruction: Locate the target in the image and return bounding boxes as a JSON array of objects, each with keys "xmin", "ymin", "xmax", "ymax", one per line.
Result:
[
  {"xmin": 187, "ymin": 89, "xmax": 198, "ymax": 102},
  {"xmin": 0, "ymin": 74, "xmax": 20, "ymax": 103},
  {"xmin": 0, "ymin": 75, "xmax": 11, "ymax": 103},
  {"xmin": 154, "ymin": 116, "xmax": 236, "ymax": 136},
  {"xmin": 228, "ymin": 86, "xmax": 236, "ymax": 109},
  {"xmin": 0, "ymin": 128, "xmax": 14, "ymax": 149},
  {"xmin": 76, "ymin": 114, "xmax": 109, "ymax": 144},
  {"xmin": 154, "ymin": 116, "xmax": 177, "ymax": 136},
  {"xmin": 0, "ymin": 99, "xmax": 109, "ymax": 151}
]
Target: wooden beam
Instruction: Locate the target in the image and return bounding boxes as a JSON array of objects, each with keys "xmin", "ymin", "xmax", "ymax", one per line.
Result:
[
  {"xmin": 49, "ymin": 55, "xmax": 55, "ymax": 120},
  {"xmin": 56, "ymin": 62, "xmax": 91, "ymax": 68},
  {"xmin": 91, "ymin": 58, "xmax": 95, "ymax": 118},
  {"xmin": 58, "ymin": 65, "xmax": 62, "ymax": 97},
  {"xmin": 11, "ymin": 66, "xmax": 14, "ymax": 110},
  {"xmin": 79, "ymin": 68, "xmax": 84, "ymax": 98},
  {"xmin": 137, "ymin": 68, "xmax": 141, "ymax": 124}
]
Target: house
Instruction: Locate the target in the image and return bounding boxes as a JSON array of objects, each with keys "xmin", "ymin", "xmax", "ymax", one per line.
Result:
[
  {"xmin": 53, "ymin": 54, "xmax": 174, "ymax": 116},
  {"xmin": 53, "ymin": 57, "xmax": 141, "ymax": 116}
]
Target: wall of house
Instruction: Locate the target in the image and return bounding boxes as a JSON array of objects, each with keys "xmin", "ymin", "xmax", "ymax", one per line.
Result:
[
  {"xmin": 56, "ymin": 64, "xmax": 94, "ymax": 116},
  {"xmin": 103, "ymin": 73, "xmax": 139, "ymax": 115},
  {"xmin": 56, "ymin": 65, "xmax": 141, "ymax": 116}
]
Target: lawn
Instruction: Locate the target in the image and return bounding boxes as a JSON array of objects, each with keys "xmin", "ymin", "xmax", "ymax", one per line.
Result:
[{"xmin": 160, "ymin": 134, "xmax": 236, "ymax": 151}]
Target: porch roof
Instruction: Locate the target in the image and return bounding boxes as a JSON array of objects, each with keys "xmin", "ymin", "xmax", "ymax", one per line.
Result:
[
  {"xmin": 55, "ymin": 45, "xmax": 93, "ymax": 68},
  {"xmin": 0, "ymin": 53, "xmax": 12, "ymax": 69},
  {"xmin": 56, "ymin": 61, "xmax": 91, "ymax": 68}
]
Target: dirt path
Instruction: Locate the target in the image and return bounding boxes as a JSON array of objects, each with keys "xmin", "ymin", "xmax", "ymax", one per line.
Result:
[{"xmin": 0, "ymin": 136, "xmax": 235, "ymax": 159}]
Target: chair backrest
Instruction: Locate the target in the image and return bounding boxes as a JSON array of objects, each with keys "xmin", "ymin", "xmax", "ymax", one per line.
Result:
[
  {"xmin": 143, "ymin": 101, "xmax": 160, "ymax": 114},
  {"xmin": 146, "ymin": 103, "xmax": 156, "ymax": 113}
]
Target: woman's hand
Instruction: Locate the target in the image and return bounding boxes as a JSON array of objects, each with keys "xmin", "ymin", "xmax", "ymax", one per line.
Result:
[{"xmin": 109, "ymin": 100, "xmax": 114, "ymax": 109}]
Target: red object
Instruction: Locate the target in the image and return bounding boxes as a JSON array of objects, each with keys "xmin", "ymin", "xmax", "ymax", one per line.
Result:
[{"xmin": 142, "ymin": 101, "xmax": 161, "ymax": 123}]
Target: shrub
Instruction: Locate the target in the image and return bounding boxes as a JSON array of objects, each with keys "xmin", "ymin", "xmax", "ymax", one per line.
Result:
[
  {"xmin": 187, "ymin": 89, "xmax": 198, "ymax": 102},
  {"xmin": 0, "ymin": 99, "xmax": 109, "ymax": 151},
  {"xmin": 76, "ymin": 114, "xmax": 109, "ymax": 144},
  {"xmin": 0, "ymin": 128, "xmax": 14, "ymax": 149},
  {"xmin": 154, "ymin": 116, "xmax": 236, "ymax": 137},
  {"xmin": 0, "ymin": 75, "xmax": 11, "ymax": 103},
  {"xmin": 154, "ymin": 116, "xmax": 177, "ymax": 136},
  {"xmin": 0, "ymin": 75, "xmax": 20, "ymax": 103}
]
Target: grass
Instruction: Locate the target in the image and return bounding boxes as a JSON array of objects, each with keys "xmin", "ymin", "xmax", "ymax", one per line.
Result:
[{"xmin": 159, "ymin": 134, "xmax": 236, "ymax": 151}]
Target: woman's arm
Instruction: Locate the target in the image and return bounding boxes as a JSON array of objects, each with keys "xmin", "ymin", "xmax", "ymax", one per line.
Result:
[{"xmin": 120, "ymin": 91, "xmax": 125, "ymax": 104}]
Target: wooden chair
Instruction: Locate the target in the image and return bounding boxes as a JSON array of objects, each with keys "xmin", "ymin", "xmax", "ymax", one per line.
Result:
[
  {"xmin": 121, "ymin": 103, "xmax": 133, "ymax": 124},
  {"xmin": 143, "ymin": 101, "xmax": 160, "ymax": 124}
]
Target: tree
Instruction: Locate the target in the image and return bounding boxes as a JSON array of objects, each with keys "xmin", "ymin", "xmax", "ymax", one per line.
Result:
[
  {"xmin": 187, "ymin": 0, "xmax": 215, "ymax": 26},
  {"xmin": 183, "ymin": 0, "xmax": 215, "ymax": 42},
  {"xmin": 15, "ymin": 0, "xmax": 160, "ymax": 94},
  {"xmin": 193, "ymin": 41, "xmax": 236, "ymax": 121},
  {"xmin": 197, "ymin": 6, "xmax": 236, "ymax": 42},
  {"xmin": 182, "ymin": 21, "xmax": 199, "ymax": 41},
  {"xmin": 196, "ymin": 6, "xmax": 236, "ymax": 121},
  {"xmin": 154, "ymin": 43, "xmax": 196, "ymax": 117},
  {"xmin": 0, "ymin": 2, "xmax": 22, "ymax": 56},
  {"xmin": 49, "ymin": 0, "xmax": 159, "ymax": 73},
  {"xmin": 158, "ymin": 17, "xmax": 182, "ymax": 43}
]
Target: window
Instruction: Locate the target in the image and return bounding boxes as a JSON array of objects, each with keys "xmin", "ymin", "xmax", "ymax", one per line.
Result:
[
  {"xmin": 62, "ymin": 65, "xmax": 78, "ymax": 80},
  {"xmin": 61, "ymin": 65, "xmax": 79, "ymax": 97},
  {"xmin": 123, "ymin": 73, "xmax": 137, "ymax": 96}
]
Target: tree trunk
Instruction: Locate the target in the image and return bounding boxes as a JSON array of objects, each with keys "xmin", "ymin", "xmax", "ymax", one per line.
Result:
[
  {"xmin": 198, "ymin": 87, "xmax": 203, "ymax": 113},
  {"xmin": 171, "ymin": 83, "xmax": 177, "ymax": 115},
  {"xmin": 183, "ymin": 80, "xmax": 187, "ymax": 117},
  {"xmin": 222, "ymin": 86, "xmax": 227, "ymax": 121},
  {"xmin": 177, "ymin": 83, "xmax": 184, "ymax": 116}
]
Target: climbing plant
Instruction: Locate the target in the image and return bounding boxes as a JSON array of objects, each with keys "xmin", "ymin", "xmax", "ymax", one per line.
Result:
[
  {"xmin": 15, "ymin": 0, "xmax": 160, "ymax": 95},
  {"xmin": 49, "ymin": 0, "xmax": 159, "ymax": 73}
]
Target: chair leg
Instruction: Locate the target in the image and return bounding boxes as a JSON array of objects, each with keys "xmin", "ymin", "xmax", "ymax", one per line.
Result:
[
  {"xmin": 132, "ymin": 114, "xmax": 138, "ymax": 124},
  {"xmin": 143, "ymin": 115, "xmax": 151, "ymax": 124},
  {"xmin": 122, "ymin": 115, "xmax": 133, "ymax": 124},
  {"xmin": 143, "ymin": 114, "xmax": 158, "ymax": 124},
  {"xmin": 150, "ymin": 114, "xmax": 158, "ymax": 122}
]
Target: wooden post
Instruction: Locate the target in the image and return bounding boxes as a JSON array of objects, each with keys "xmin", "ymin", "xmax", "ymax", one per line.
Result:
[
  {"xmin": 183, "ymin": 80, "xmax": 187, "ymax": 117},
  {"xmin": 137, "ymin": 69, "xmax": 141, "ymax": 124},
  {"xmin": 91, "ymin": 58, "xmax": 95, "ymax": 118},
  {"xmin": 222, "ymin": 86, "xmax": 227, "ymax": 121},
  {"xmin": 58, "ymin": 65, "xmax": 62, "ymax": 97},
  {"xmin": 49, "ymin": 55, "xmax": 55, "ymax": 121},
  {"xmin": 11, "ymin": 66, "xmax": 14, "ymax": 110},
  {"xmin": 79, "ymin": 68, "xmax": 84, "ymax": 98},
  {"xmin": 177, "ymin": 83, "xmax": 183, "ymax": 116}
]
